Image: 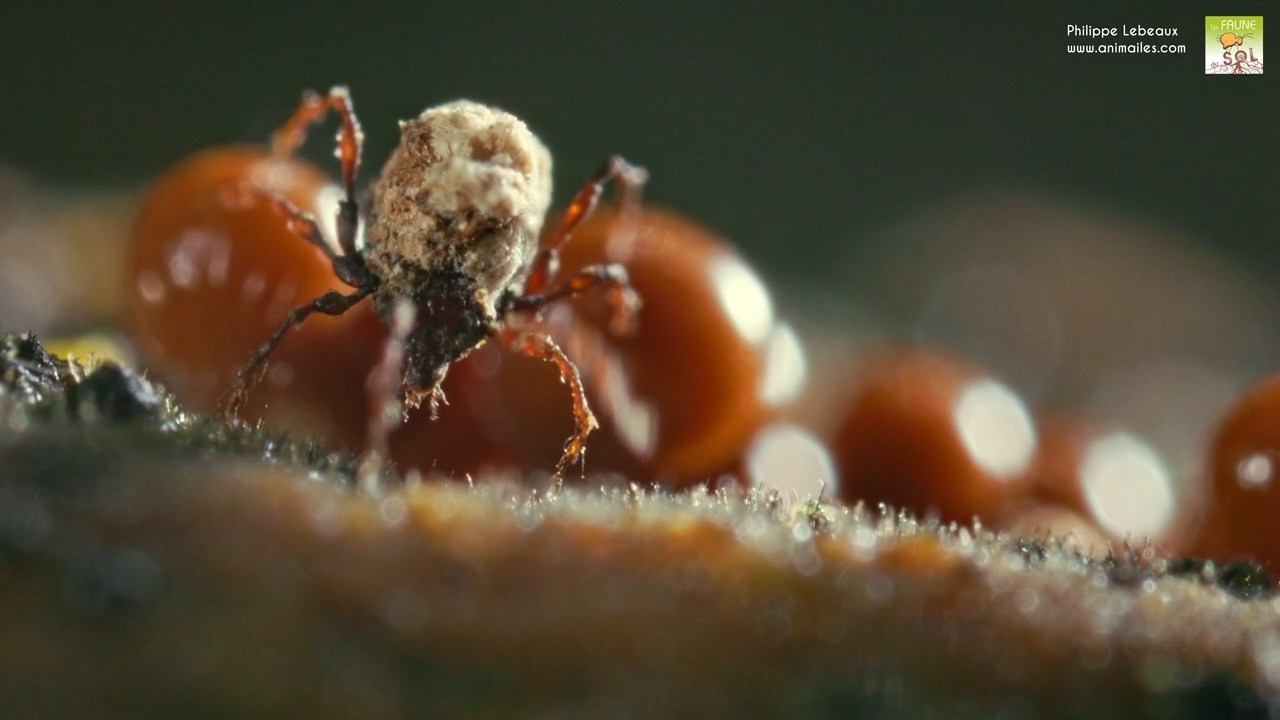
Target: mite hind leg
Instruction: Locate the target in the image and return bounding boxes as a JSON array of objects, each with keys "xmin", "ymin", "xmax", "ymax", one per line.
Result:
[
  {"xmin": 501, "ymin": 330, "xmax": 597, "ymax": 485},
  {"xmin": 221, "ymin": 286, "xmax": 372, "ymax": 419}
]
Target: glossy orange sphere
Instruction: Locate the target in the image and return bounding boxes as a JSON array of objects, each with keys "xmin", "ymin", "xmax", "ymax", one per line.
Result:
[
  {"xmin": 833, "ymin": 351, "xmax": 1037, "ymax": 523},
  {"xmin": 1029, "ymin": 418, "xmax": 1179, "ymax": 546},
  {"xmin": 126, "ymin": 146, "xmax": 382, "ymax": 446},
  {"xmin": 1193, "ymin": 373, "xmax": 1280, "ymax": 571}
]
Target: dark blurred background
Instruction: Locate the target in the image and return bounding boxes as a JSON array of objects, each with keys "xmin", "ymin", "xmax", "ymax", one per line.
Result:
[{"xmin": 2, "ymin": 2, "xmax": 1273, "ymax": 270}]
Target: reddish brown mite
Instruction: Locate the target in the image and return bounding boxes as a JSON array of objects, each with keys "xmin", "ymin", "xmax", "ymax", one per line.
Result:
[{"xmin": 190, "ymin": 87, "xmax": 645, "ymax": 478}]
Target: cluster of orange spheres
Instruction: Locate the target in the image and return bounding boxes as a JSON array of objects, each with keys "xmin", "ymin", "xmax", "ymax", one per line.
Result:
[
  {"xmin": 831, "ymin": 353, "xmax": 1181, "ymax": 550},
  {"xmin": 126, "ymin": 144, "xmax": 807, "ymax": 490},
  {"xmin": 125, "ymin": 134, "xmax": 1280, "ymax": 576}
]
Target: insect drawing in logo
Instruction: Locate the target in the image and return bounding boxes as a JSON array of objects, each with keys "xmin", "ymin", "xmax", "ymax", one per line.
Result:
[{"xmin": 1206, "ymin": 16, "xmax": 1263, "ymax": 74}]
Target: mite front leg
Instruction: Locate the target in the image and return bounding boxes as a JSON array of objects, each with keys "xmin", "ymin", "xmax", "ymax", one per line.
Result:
[
  {"xmin": 219, "ymin": 187, "xmax": 369, "ymax": 287},
  {"xmin": 220, "ymin": 186, "xmax": 338, "ymax": 262},
  {"xmin": 221, "ymin": 286, "xmax": 373, "ymax": 419},
  {"xmin": 508, "ymin": 264, "xmax": 640, "ymax": 335},
  {"xmin": 269, "ymin": 86, "xmax": 365, "ymax": 258},
  {"xmin": 271, "ymin": 89, "xmax": 332, "ymax": 155},
  {"xmin": 502, "ymin": 330, "xmax": 598, "ymax": 484},
  {"xmin": 271, "ymin": 87, "xmax": 365, "ymax": 179},
  {"xmin": 523, "ymin": 155, "xmax": 648, "ymax": 296}
]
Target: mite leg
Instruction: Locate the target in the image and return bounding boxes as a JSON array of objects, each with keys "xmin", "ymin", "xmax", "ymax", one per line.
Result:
[
  {"xmin": 219, "ymin": 186, "xmax": 370, "ymax": 288},
  {"xmin": 271, "ymin": 87, "xmax": 365, "ymax": 176},
  {"xmin": 357, "ymin": 298, "xmax": 417, "ymax": 492},
  {"xmin": 271, "ymin": 88, "xmax": 329, "ymax": 155},
  {"xmin": 502, "ymin": 330, "xmax": 598, "ymax": 485},
  {"xmin": 221, "ymin": 287, "xmax": 373, "ymax": 419},
  {"xmin": 507, "ymin": 264, "xmax": 640, "ymax": 335},
  {"xmin": 269, "ymin": 86, "xmax": 365, "ymax": 258},
  {"xmin": 523, "ymin": 155, "xmax": 648, "ymax": 295},
  {"xmin": 220, "ymin": 187, "xmax": 338, "ymax": 263}
]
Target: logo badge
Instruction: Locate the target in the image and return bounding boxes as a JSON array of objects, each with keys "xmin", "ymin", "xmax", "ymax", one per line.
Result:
[{"xmin": 1206, "ymin": 16, "xmax": 1264, "ymax": 74}]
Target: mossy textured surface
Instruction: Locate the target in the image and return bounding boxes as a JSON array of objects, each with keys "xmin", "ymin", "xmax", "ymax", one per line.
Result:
[{"xmin": 0, "ymin": 333, "xmax": 1277, "ymax": 719}]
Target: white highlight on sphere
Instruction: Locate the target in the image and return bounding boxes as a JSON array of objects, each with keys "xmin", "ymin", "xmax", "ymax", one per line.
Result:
[
  {"xmin": 952, "ymin": 378, "xmax": 1036, "ymax": 479},
  {"xmin": 747, "ymin": 423, "xmax": 837, "ymax": 500},
  {"xmin": 1080, "ymin": 433, "xmax": 1175, "ymax": 540},
  {"xmin": 709, "ymin": 254, "xmax": 774, "ymax": 346},
  {"xmin": 1237, "ymin": 453, "xmax": 1273, "ymax": 489},
  {"xmin": 759, "ymin": 322, "xmax": 807, "ymax": 406}
]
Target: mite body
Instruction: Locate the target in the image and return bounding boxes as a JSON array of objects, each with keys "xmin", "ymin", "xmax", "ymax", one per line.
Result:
[
  {"xmin": 362, "ymin": 101, "xmax": 554, "ymax": 402},
  {"xmin": 224, "ymin": 87, "xmax": 647, "ymax": 477}
]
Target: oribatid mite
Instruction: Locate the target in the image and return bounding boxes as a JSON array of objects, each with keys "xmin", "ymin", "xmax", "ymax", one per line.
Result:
[{"xmin": 221, "ymin": 87, "xmax": 647, "ymax": 478}]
